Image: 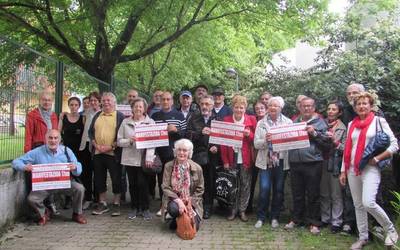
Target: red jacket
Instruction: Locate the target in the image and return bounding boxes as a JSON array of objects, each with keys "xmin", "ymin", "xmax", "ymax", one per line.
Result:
[
  {"xmin": 24, "ymin": 108, "xmax": 58, "ymax": 153},
  {"xmin": 220, "ymin": 114, "xmax": 257, "ymax": 169}
]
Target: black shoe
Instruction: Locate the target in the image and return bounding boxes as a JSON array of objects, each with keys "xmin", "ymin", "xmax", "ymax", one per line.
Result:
[
  {"xmin": 331, "ymin": 225, "xmax": 341, "ymax": 234},
  {"xmin": 169, "ymin": 219, "xmax": 177, "ymax": 230},
  {"xmin": 203, "ymin": 210, "xmax": 211, "ymax": 219},
  {"xmin": 321, "ymin": 222, "xmax": 329, "ymax": 228}
]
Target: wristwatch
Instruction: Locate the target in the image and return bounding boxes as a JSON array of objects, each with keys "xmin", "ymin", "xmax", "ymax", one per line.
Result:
[{"xmin": 373, "ymin": 157, "xmax": 380, "ymax": 164}]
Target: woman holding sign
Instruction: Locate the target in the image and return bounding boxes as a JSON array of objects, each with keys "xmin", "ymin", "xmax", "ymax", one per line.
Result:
[
  {"xmin": 117, "ymin": 97, "xmax": 156, "ymax": 220},
  {"xmin": 254, "ymin": 97, "xmax": 292, "ymax": 229},
  {"xmin": 220, "ymin": 95, "xmax": 257, "ymax": 222}
]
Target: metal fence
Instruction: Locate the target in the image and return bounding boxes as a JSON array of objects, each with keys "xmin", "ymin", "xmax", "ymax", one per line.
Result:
[{"xmin": 0, "ymin": 37, "xmax": 111, "ymax": 164}]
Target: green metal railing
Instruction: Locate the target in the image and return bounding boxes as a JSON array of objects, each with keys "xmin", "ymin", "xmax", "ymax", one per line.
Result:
[{"xmin": 0, "ymin": 37, "xmax": 111, "ymax": 164}]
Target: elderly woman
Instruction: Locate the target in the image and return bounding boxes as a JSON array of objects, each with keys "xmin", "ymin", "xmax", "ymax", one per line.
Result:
[
  {"xmin": 117, "ymin": 97, "xmax": 156, "ymax": 220},
  {"xmin": 254, "ymin": 97, "xmax": 292, "ymax": 229},
  {"xmin": 320, "ymin": 100, "xmax": 346, "ymax": 233},
  {"xmin": 339, "ymin": 92, "xmax": 398, "ymax": 249},
  {"xmin": 161, "ymin": 139, "xmax": 204, "ymax": 231},
  {"xmin": 220, "ymin": 95, "xmax": 257, "ymax": 222}
]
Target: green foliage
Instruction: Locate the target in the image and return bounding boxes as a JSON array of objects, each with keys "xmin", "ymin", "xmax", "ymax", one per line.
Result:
[
  {"xmin": 244, "ymin": 1, "xmax": 400, "ymax": 133},
  {"xmin": 0, "ymin": 0, "xmax": 330, "ymax": 96}
]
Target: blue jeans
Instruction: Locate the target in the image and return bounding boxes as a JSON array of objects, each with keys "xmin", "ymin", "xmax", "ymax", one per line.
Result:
[{"xmin": 257, "ymin": 160, "xmax": 284, "ymax": 222}]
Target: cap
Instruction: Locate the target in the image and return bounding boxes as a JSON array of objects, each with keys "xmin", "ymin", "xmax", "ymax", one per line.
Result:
[
  {"xmin": 194, "ymin": 84, "xmax": 208, "ymax": 92},
  {"xmin": 212, "ymin": 87, "xmax": 225, "ymax": 95},
  {"xmin": 180, "ymin": 90, "xmax": 192, "ymax": 97}
]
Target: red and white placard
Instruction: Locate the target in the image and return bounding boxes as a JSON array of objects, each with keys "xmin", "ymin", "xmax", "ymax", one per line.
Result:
[
  {"xmin": 209, "ymin": 120, "xmax": 244, "ymax": 148},
  {"xmin": 270, "ymin": 122, "xmax": 310, "ymax": 151},
  {"xmin": 135, "ymin": 123, "xmax": 169, "ymax": 149},
  {"xmin": 31, "ymin": 163, "xmax": 71, "ymax": 191},
  {"xmin": 116, "ymin": 104, "xmax": 132, "ymax": 117}
]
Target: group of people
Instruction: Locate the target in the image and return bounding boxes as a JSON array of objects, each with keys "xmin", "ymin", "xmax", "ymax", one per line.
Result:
[{"xmin": 12, "ymin": 82, "xmax": 399, "ymax": 249}]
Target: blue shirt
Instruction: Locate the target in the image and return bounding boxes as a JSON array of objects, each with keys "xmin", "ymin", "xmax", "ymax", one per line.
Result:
[{"xmin": 12, "ymin": 145, "xmax": 82, "ymax": 176}]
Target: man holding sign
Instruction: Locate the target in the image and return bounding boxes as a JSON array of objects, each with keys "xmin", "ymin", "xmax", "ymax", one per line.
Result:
[
  {"xmin": 12, "ymin": 129, "xmax": 86, "ymax": 226},
  {"xmin": 284, "ymin": 97, "xmax": 330, "ymax": 235}
]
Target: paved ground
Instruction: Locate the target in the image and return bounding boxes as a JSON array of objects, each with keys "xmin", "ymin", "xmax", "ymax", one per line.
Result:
[{"xmin": 0, "ymin": 196, "xmax": 358, "ymax": 250}]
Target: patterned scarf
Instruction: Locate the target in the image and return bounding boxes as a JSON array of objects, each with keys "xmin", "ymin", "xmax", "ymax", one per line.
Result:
[
  {"xmin": 171, "ymin": 160, "xmax": 191, "ymax": 202},
  {"xmin": 343, "ymin": 112, "xmax": 375, "ymax": 176},
  {"xmin": 266, "ymin": 114, "xmax": 280, "ymax": 168}
]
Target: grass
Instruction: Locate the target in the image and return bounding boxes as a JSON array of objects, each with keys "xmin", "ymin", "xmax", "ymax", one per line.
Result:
[{"xmin": 0, "ymin": 127, "xmax": 24, "ymax": 164}]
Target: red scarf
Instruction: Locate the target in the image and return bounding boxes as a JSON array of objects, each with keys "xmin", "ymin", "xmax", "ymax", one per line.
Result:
[{"xmin": 343, "ymin": 112, "xmax": 375, "ymax": 175}]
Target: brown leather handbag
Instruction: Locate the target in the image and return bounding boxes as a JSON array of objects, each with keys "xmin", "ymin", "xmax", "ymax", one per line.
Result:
[{"xmin": 176, "ymin": 201, "xmax": 197, "ymax": 240}]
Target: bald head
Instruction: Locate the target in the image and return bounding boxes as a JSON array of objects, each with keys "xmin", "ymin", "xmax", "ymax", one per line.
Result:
[
  {"xmin": 127, "ymin": 89, "xmax": 138, "ymax": 104},
  {"xmin": 45, "ymin": 129, "xmax": 61, "ymax": 151},
  {"xmin": 39, "ymin": 91, "xmax": 53, "ymax": 111}
]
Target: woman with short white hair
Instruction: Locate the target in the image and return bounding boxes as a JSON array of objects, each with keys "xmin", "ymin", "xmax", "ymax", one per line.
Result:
[
  {"xmin": 254, "ymin": 96, "xmax": 292, "ymax": 229},
  {"xmin": 161, "ymin": 139, "xmax": 204, "ymax": 233}
]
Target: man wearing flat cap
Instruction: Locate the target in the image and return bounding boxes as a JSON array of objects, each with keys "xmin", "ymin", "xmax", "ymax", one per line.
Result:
[
  {"xmin": 178, "ymin": 90, "xmax": 199, "ymax": 122},
  {"xmin": 212, "ymin": 87, "xmax": 232, "ymax": 120}
]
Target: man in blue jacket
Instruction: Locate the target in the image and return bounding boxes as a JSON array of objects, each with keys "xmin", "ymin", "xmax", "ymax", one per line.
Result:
[{"xmin": 12, "ymin": 129, "xmax": 86, "ymax": 226}]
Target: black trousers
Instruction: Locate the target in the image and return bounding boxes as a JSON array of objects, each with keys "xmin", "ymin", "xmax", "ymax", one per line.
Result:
[
  {"xmin": 126, "ymin": 166, "xmax": 150, "ymax": 210},
  {"xmin": 201, "ymin": 162, "xmax": 216, "ymax": 210},
  {"xmin": 248, "ymin": 166, "xmax": 259, "ymax": 210},
  {"xmin": 290, "ymin": 162, "xmax": 322, "ymax": 226},
  {"xmin": 78, "ymin": 144, "xmax": 95, "ymax": 201},
  {"xmin": 93, "ymin": 154, "xmax": 122, "ymax": 194}
]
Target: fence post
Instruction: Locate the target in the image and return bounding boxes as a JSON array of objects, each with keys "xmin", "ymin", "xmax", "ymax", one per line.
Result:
[{"xmin": 55, "ymin": 61, "xmax": 64, "ymax": 115}]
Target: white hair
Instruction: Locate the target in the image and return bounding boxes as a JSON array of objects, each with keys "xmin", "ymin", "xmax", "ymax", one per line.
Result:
[
  {"xmin": 200, "ymin": 95, "xmax": 214, "ymax": 105},
  {"xmin": 268, "ymin": 96, "xmax": 285, "ymax": 109},
  {"xmin": 173, "ymin": 139, "xmax": 194, "ymax": 159},
  {"xmin": 102, "ymin": 92, "xmax": 117, "ymax": 103},
  {"xmin": 347, "ymin": 83, "xmax": 365, "ymax": 92}
]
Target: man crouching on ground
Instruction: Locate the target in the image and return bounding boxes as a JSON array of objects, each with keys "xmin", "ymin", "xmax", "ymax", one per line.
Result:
[{"xmin": 12, "ymin": 129, "xmax": 87, "ymax": 226}]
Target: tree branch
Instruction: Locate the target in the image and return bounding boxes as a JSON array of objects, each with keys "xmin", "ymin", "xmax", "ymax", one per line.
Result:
[
  {"xmin": 119, "ymin": 0, "xmax": 207, "ymax": 63},
  {"xmin": 0, "ymin": 2, "xmax": 46, "ymax": 11},
  {"xmin": 0, "ymin": 8, "xmax": 88, "ymax": 69},
  {"xmin": 110, "ymin": 0, "xmax": 155, "ymax": 64}
]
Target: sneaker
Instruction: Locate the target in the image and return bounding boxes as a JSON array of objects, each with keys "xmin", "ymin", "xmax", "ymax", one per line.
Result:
[
  {"xmin": 165, "ymin": 213, "xmax": 173, "ymax": 220},
  {"xmin": 310, "ymin": 225, "xmax": 320, "ymax": 235},
  {"xmin": 385, "ymin": 230, "xmax": 398, "ymax": 246},
  {"xmin": 350, "ymin": 239, "xmax": 368, "ymax": 250},
  {"xmin": 49, "ymin": 203, "xmax": 60, "ymax": 215},
  {"xmin": 331, "ymin": 225, "xmax": 341, "ymax": 234},
  {"xmin": 110, "ymin": 204, "xmax": 121, "ymax": 217},
  {"xmin": 92, "ymin": 203, "xmax": 109, "ymax": 215},
  {"xmin": 271, "ymin": 219, "xmax": 279, "ymax": 229},
  {"xmin": 284, "ymin": 221, "xmax": 297, "ymax": 230},
  {"xmin": 82, "ymin": 201, "xmax": 92, "ymax": 210},
  {"xmin": 143, "ymin": 210, "xmax": 152, "ymax": 221},
  {"xmin": 341, "ymin": 224, "xmax": 352, "ymax": 236},
  {"xmin": 128, "ymin": 209, "xmax": 137, "ymax": 219},
  {"xmin": 254, "ymin": 220, "xmax": 263, "ymax": 229},
  {"xmin": 156, "ymin": 209, "xmax": 162, "ymax": 217}
]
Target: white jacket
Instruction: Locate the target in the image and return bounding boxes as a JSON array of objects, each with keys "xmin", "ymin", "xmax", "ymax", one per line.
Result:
[
  {"xmin": 254, "ymin": 114, "xmax": 292, "ymax": 170},
  {"xmin": 117, "ymin": 115, "xmax": 155, "ymax": 167}
]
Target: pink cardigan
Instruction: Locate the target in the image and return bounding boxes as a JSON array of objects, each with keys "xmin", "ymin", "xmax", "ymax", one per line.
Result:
[{"xmin": 220, "ymin": 114, "xmax": 257, "ymax": 169}]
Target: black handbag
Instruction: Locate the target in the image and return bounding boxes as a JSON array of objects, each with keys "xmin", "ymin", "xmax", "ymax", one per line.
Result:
[
  {"xmin": 191, "ymin": 151, "xmax": 209, "ymax": 166},
  {"xmin": 214, "ymin": 166, "xmax": 239, "ymax": 206},
  {"xmin": 141, "ymin": 151, "xmax": 163, "ymax": 174}
]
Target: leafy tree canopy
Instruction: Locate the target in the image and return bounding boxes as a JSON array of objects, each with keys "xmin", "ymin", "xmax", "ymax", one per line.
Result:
[{"xmin": 0, "ymin": 0, "xmax": 330, "ymax": 93}]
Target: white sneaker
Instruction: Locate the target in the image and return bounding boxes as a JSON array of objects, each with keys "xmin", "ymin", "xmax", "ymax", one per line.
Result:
[
  {"xmin": 309, "ymin": 225, "xmax": 320, "ymax": 235},
  {"xmin": 156, "ymin": 209, "xmax": 162, "ymax": 217},
  {"xmin": 254, "ymin": 220, "xmax": 263, "ymax": 229},
  {"xmin": 385, "ymin": 230, "xmax": 398, "ymax": 246},
  {"xmin": 350, "ymin": 239, "xmax": 368, "ymax": 250},
  {"xmin": 284, "ymin": 221, "xmax": 297, "ymax": 230},
  {"xmin": 271, "ymin": 219, "xmax": 279, "ymax": 228}
]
